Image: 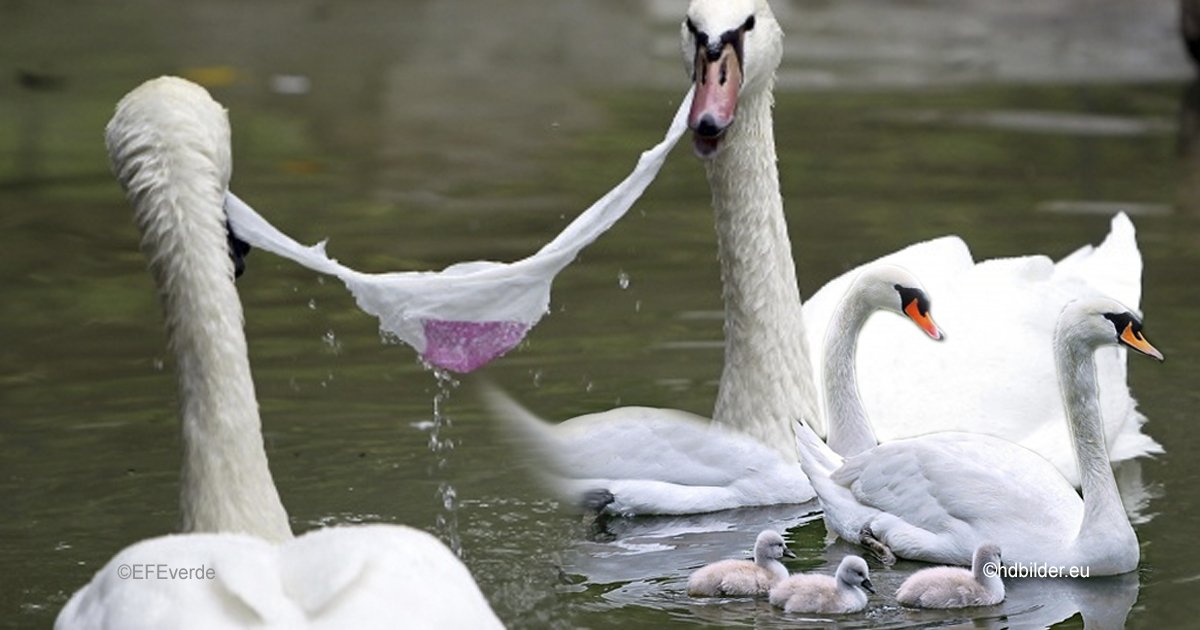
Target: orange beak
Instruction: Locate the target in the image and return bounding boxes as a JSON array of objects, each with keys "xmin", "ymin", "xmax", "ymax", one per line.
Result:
[
  {"xmin": 904, "ymin": 299, "xmax": 944, "ymax": 341},
  {"xmin": 1120, "ymin": 323, "xmax": 1164, "ymax": 361}
]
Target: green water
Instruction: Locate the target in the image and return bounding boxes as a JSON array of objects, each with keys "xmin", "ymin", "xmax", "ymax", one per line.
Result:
[{"xmin": 3, "ymin": 1, "xmax": 1199, "ymax": 628}]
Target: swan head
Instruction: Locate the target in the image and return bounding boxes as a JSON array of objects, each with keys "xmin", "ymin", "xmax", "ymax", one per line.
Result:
[
  {"xmin": 754, "ymin": 529, "xmax": 796, "ymax": 562},
  {"xmin": 850, "ymin": 265, "xmax": 943, "ymax": 341},
  {"xmin": 836, "ymin": 555, "xmax": 874, "ymax": 594},
  {"xmin": 106, "ymin": 76, "xmax": 252, "ymax": 280},
  {"xmin": 681, "ymin": 0, "xmax": 782, "ymax": 158},
  {"xmin": 1060, "ymin": 297, "xmax": 1163, "ymax": 361}
]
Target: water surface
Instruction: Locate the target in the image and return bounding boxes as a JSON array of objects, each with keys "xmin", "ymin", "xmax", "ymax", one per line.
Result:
[{"xmin": 2, "ymin": 1, "xmax": 1198, "ymax": 628}]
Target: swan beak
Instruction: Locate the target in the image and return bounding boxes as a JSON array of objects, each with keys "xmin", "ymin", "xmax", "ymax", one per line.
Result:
[
  {"xmin": 783, "ymin": 547, "xmax": 797, "ymax": 559},
  {"xmin": 1120, "ymin": 323, "xmax": 1164, "ymax": 361},
  {"xmin": 861, "ymin": 578, "xmax": 876, "ymax": 594},
  {"xmin": 689, "ymin": 43, "xmax": 742, "ymax": 159},
  {"xmin": 904, "ymin": 299, "xmax": 944, "ymax": 341}
]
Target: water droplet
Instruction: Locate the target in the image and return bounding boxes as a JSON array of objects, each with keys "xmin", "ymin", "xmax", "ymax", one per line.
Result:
[
  {"xmin": 532, "ymin": 369, "xmax": 543, "ymax": 387},
  {"xmin": 617, "ymin": 270, "xmax": 630, "ymax": 289},
  {"xmin": 151, "ymin": 358, "xmax": 164, "ymax": 371},
  {"xmin": 308, "ymin": 299, "xmax": 317, "ymax": 310},
  {"xmin": 634, "ymin": 300, "xmax": 642, "ymax": 312},
  {"xmin": 322, "ymin": 330, "xmax": 342, "ymax": 354},
  {"xmin": 585, "ymin": 381, "xmax": 595, "ymax": 393}
]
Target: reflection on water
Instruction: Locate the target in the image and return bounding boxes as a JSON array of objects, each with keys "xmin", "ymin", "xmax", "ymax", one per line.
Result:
[{"xmin": 2, "ymin": 0, "xmax": 1199, "ymax": 628}]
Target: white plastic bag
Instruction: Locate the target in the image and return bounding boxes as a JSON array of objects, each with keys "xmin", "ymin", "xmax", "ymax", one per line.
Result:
[{"xmin": 226, "ymin": 90, "xmax": 692, "ymax": 372}]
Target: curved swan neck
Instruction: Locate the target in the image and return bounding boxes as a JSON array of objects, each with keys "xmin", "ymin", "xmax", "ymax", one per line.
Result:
[
  {"xmin": 1055, "ymin": 331, "xmax": 1130, "ymax": 542},
  {"xmin": 110, "ymin": 82, "xmax": 292, "ymax": 543},
  {"xmin": 822, "ymin": 292, "xmax": 879, "ymax": 457},
  {"xmin": 707, "ymin": 85, "xmax": 818, "ymax": 460}
]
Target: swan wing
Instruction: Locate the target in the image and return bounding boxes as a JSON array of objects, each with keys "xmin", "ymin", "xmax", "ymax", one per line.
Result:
[{"xmin": 833, "ymin": 434, "xmax": 1082, "ymax": 547}]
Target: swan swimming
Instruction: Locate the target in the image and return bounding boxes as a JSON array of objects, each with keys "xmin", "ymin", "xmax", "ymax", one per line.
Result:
[
  {"xmin": 792, "ymin": 292, "xmax": 1162, "ymax": 575},
  {"xmin": 56, "ymin": 77, "xmax": 502, "ymax": 629},
  {"xmin": 686, "ymin": 530, "xmax": 795, "ymax": 597},
  {"xmin": 767, "ymin": 555, "xmax": 873, "ymax": 614},
  {"xmin": 895, "ymin": 543, "xmax": 1005, "ymax": 609},
  {"xmin": 487, "ymin": 0, "xmax": 1157, "ymax": 516}
]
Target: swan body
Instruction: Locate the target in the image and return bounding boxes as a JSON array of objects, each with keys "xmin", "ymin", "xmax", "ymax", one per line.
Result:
[
  {"xmin": 767, "ymin": 555, "xmax": 873, "ymax": 614},
  {"xmin": 490, "ymin": 0, "xmax": 1157, "ymax": 516},
  {"xmin": 794, "ymin": 294, "xmax": 1162, "ymax": 575},
  {"xmin": 895, "ymin": 543, "xmax": 1005, "ymax": 609},
  {"xmin": 58, "ymin": 77, "xmax": 501, "ymax": 629},
  {"xmin": 487, "ymin": 394, "xmax": 814, "ymax": 515},
  {"xmin": 686, "ymin": 530, "xmax": 794, "ymax": 597}
]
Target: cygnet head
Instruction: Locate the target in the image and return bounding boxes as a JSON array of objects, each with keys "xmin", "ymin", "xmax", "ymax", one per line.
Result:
[
  {"xmin": 754, "ymin": 529, "xmax": 796, "ymax": 563},
  {"xmin": 680, "ymin": 0, "xmax": 783, "ymax": 158},
  {"xmin": 973, "ymin": 542, "xmax": 1002, "ymax": 569},
  {"xmin": 1058, "ymin": 297, "xmax": 1163, "ymax": 361},
  {"xmin": 849, "ymin": 265, "xmax": 943, "ymax": 341},
  {"xmin": 835, "ymin": 555, "xmax": 874, "ymax": 594}
]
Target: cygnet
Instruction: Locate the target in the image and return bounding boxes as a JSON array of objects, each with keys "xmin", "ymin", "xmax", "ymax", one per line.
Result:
[
  {"xmin": 896, "ymin": 543, "xmax": 1005, "ymax": 608},
  {"xmin": 768, "ymin": 555, "xmax": 874, "ymax": 614},
  {"xmin": 687, "ymin": 530, "xmax": 795, "ymax": 597}
]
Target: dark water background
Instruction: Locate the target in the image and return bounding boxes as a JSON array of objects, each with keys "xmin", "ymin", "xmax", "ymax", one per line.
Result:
[{"xmin": 2, "ymin": 1, "xmax": 1198, "ymax": 627}]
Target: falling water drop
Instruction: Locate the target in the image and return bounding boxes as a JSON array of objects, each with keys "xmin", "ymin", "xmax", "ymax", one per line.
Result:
[
  {"xmin": 617, "ymin": 270, "xmax": 630, "ymax": 289},
  {"xmin": 429, "ymin": 369, "xmax": 463, "ymax": 557},
  {"xmin": 322, "ymin": 329, "xmax": 342, "ymax": 354},
  {"xmin": 308, "ymin": 298, "xmax": 317, "ymax": 310}
]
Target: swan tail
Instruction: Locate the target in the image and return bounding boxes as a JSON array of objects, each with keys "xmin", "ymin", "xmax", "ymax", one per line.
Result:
[
  {"xmin": 478, "ymin": 383, "xmax": 569, "ymax": 474},
  {"xmin": 791, "ymin": 418, "xmax": 842, "ymax": 480}
]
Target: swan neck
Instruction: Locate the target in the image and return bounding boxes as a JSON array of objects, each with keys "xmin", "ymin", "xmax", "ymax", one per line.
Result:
[
  {"xmin": 756, "ymin": 556, "xmax": 788, "ymax": 581},
  {"xmin": 136, "ymin": 177, "xmax": 292, "ymax": 543},
  {"xmin": 1056, "ymin": 334, "xmax": 1129, "ymax": 540},
  {"xmin": 822, "ymin": 293, "xmax": 878, "ymax": 456},
  {"xmin": 707, "ymin": 86, "xmax": 818, "ymax": 460}
]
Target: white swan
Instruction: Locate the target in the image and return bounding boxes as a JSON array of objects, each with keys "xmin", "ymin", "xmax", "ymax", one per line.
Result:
[
  {"xmin": 485, "ymin": 0, "xmax": 814, "ymax": 517},
  {"xmin": 56, "ymin": 77, "xmax": 502, "ymax": 629},
  {"xmin": 767, "ymin": 555, "xmax": 873, "ymax": 614},
  {"xmin": 488, "ymin": 0, "xmax": 1158, "ymax": 516},
  {"xmin": 686, "ymin": 530, "xmax": 795, "ymax": 597},
  {"xmin": 895, "ymin": 543, "xmax": 1005, "ymax": 609},
  {"xmin": 793, "ymin": 295, "xmax": 1163, "ymax": 575}
]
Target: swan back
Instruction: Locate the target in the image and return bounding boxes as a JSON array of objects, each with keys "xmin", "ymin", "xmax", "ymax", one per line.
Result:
[
  {"xmin": 56, "ymin": 526, "xmax": 503, "ymax": 629},
  {"xmin": 106, "ymin": 76, "xmax": 291, "ymax": 541}
]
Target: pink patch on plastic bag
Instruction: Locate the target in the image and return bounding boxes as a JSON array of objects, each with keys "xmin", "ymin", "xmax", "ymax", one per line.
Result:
[{"xmin": 421, "ymin": 320, "xmax": 530, "ymax": 373}]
